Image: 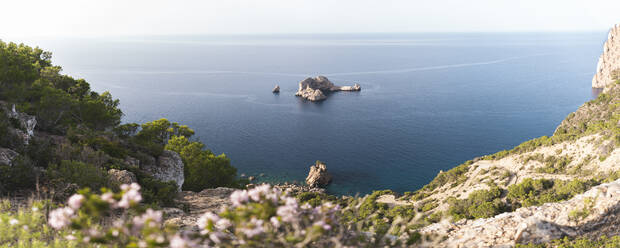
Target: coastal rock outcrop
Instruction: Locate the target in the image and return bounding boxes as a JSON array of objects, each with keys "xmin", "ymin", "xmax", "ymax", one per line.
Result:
[
  {"xmin": 592, "ymin": 24, "xmax": 620, "ymax": 89},
  {"xmin": 272, "ymin": 85, "xmax": 280, "ymax": 93},
  {"xmin": 420, "ymin": 179, "xmax": 620, "ymax": 247},
  {"xmin": 0, "ymin": 148, "xmax": 19, "ymax": 166},
  {"xmin": 108, "ymin": 169, "xmax": 138, "ymax": 185},
  {"xmin": 295, "ymin": 76, "xmax": 361, "ymax": 101},
  {"xmin": 305, "ymin": 161, "xmax": 332, "ymax": 188},
  {"xmin": 142, "ymin": 150, "xmax": 184, "ymax": 190}
]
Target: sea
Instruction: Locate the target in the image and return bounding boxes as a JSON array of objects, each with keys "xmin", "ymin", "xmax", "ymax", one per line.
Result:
[{"xmin": 12, "ymin": 32, "xmax": 607, "ymax": 195}]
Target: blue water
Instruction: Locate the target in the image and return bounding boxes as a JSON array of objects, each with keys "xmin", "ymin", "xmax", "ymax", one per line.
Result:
[{"xmin": 16, "ymin": 32, "xmax": 606, "ymax": 195}]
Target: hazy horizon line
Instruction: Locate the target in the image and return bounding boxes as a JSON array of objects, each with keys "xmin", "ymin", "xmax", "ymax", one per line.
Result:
[{"xmin": 2, "ymin": 28, "xmax": 611, "ymax": 40}]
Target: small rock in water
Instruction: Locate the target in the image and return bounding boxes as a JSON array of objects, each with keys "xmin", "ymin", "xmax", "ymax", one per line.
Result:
[{"xmin": 305, "ymin": 160, "xmax": 332, "ymax": 188}]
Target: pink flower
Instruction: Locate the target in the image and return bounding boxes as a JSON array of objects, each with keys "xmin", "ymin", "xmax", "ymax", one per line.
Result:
[
  {"xmin": 101, "ymin": 192, "xmax": 117, "ymax": 208},
  {"xmin": 230, "ymin": 190, "xmax": 249, "ymax": 206},
  {"xmin": 49, "ymin": 207, "xmax": 74, "ymax": 229},
  {"xmin": 132, "ymin": 209, "xmax": 163, "ymax": 229},
  {"xmin": 248, "ymin": 184, "xmax": 271, "ymax": 201},
  {"xmin": 216, "ymin": 218, "xmax": 231, "ymax": 230},
  {"xmin": 270, "ymin": 216, "xmax": 280, "ymax": 228},
  {"xmin": 198, "ymin": 212, "xmax": 220, "ymax": 231},
  {"xmin": 67, "ymin": 194, "xmax": 85, "ymax": 210},
  {"xmin": 9, "ymin": 219, "xmax": 18, "ymax": 225},
  {"xmin": 209, "ymin": 232, "xmax": 223, "ymax": 243},
  {"xmin": 170, "ymin": 235, "xmax": 197, "ymax": 248},
  {"xmin": 240, "ymin": 218, "xmax": 264, "ymax": 237},
  {"xmin": 313, "ymin": 220, "xmax": 331, "ymax": 230},
  {"xmin": 118, "ymin": 187, "xmax": 142, "ymax": 209}
]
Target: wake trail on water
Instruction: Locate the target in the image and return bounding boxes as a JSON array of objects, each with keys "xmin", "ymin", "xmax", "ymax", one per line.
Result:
[
  {"xmin": 324, "ymin": 53, "xmax": 553, "ymax": 76},
  {"xmin": 89, "ymin": 53, "xmax": 552, "ymax": 78}
]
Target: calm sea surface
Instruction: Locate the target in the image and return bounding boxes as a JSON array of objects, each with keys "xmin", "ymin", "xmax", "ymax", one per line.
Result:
[{"xmin": 15, "ymin": 32, "xmax": 606, "ymax": 195}]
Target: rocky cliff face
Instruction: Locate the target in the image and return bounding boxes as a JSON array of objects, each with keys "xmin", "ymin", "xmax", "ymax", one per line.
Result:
[
  {"xmin": 421, "ymin": 179, "xmax": 620, "ymax": 247},
  {"xmin": 371, "ymin": 24, "xmax": 620, "ymax": 246},
  {"xmin": 592, "ymin": 24, "xmax": 620, "ymax": 89}
]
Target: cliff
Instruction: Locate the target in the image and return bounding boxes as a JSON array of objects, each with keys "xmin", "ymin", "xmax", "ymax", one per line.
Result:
[
  {"xmin": 592, "ymin": 24, "xmax": 620, "ymax": 89},
  {"xmin": 375, "ymin": 25, "xmax": 620, "ymax": 246}
]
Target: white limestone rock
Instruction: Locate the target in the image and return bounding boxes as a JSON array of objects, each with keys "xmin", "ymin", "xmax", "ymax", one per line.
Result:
[
  {"xmin": 592, "ymin": 24, "xmax": 620, "ymax": 89},
  {"xmin": 420, "ymin": 179, "xmax": 620, "ymax": 247},
  {"xmin": 142, "ymin": 150, "xmax": 185, "ymax": 191},
  {"xmin": 0, "ymin": 148, "xmax": 19, "ymax": 166},
  {"xmin": 108, "ymin": 169, "xmax": 138, "ymax": 185}
]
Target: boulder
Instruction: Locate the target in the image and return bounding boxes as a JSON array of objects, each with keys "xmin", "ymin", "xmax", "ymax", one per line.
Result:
[
  {"xmin": 272, "ymin": 85, "xmax": 280, "ymax": 93},
  {"xmin": 294, "ymin": 76, "xmax": 361, "ymax": 101},
  {"xmin": 142, "ymin": 150, "xmax": 185, "ymax": 190},
  {"xmin": 0, "ymin": 148, "xmax": 19, "ymax": 166},
  {"xmin": 305, "ymin": 161, "xmax": 332, "ymax": 188},
  {"xmin": 108, "ymin": 169, "xmax": 138, "ymax": 185}
]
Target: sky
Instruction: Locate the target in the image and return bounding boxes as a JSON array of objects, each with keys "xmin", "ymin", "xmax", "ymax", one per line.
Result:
[{"xmin": 1, "ymin": 0, "xmax": 619, "ymax": 37}]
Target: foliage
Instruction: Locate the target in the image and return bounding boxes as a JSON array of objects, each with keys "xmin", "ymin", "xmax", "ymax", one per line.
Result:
[
  {"xmin": 135, "ymin": 119, "xmax": 195, "ymax": 156},
  {"xmin": 296, "ymin": 192, "xmax": 338, "ymax": 207},
  {"xmin": 41, "ymin": 184, "xmax": 422, "ymax": 247},
  {"xmin": 534, "ymin": 155, "xmax": 573, "ymax": 174},
  {"xmin": 420, "ymin": 160, "xmax": 473, "ymax": 193},
  {"xmin": 506, "ymin": 178, "xmax": 597, "ymax": 210},
  {"xmin": 46, "ymin": 160, "xmax": 110, "ymax": 191},
  {"xmin": 0, "ymin": 199, "xmax": 77, "ymax": 247},
  {"xmin": 0, "ymin": 40, "xmax": 123, "ymax": 135},
  {"xmin": 568, "ymin": 197, "xmax": 595, "ymax": 221},
  {"xmin": 0, "ymin": 157, "xmax": 38, "ymax": 194},
  {"xmin": 516, "ymin": 235, "xmax": 620, "ymax": 248},
  {"xmin": 447, "ymin": 186, "xmax": 505, "ymax": 220},
  {"xmin": 132, "ymin": 170, "xmax": 178, "ymax": 207},
  {"xmin": 165, "ymin": 135, "xmax": 238, "ymax": 191}
]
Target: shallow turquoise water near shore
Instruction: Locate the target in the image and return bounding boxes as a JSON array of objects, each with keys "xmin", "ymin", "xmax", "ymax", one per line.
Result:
[{"xmin": 20, "ymin": 32, "xmax": 606, "ymax": 195}]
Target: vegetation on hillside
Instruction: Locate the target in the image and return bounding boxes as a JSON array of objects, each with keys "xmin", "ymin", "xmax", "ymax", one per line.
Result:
[{"xmin": 0, "ymin": 40, "xmax": 241, "ymax": 205}]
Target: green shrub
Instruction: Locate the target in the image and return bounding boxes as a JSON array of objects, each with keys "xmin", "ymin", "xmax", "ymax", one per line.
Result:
[
  {"xmin": 296, "ymin": 192, "xmax": 338, "ymax": 207},
  {"xmin": 568, "ymin": 197, "xmax": 594, "ymax": 221},
  {"xmin": 0, "ymin": 157, "xmax": 38, "ymax": 194},
  {"xmin": 534, "ymin": 155, "xmax": 572, "ymax": 174},
  {"xmin": 506, "ymin": 178, "xmax": 597, "ymax": 210},
  {"xmin": 421, "ymin": 161, "xmax": 472, "ymax": 193},
  {"xmin": 447, "ymin": 186, "xmax": 505, "ymax": 220},
  {"xmin": 46, "ymin": 160, "xmax": 110, "ymax": 191},
  {"xmin": 120, "ymin": 168, "xmax": 178, "ymax": 206},
  {"xmin": 0, "ymin": 200, "xmax": 77, "ymax": 247},
  {"xmin": 517, "ymin": 235, "xmax": 620, "ymax": 248},
  {"xmin": 25, "ymin": 138, "xmax": 55, "ymax": 168},
  {"xmin": 87, "ymin": 136, "xmax": 128, "ymax": 159},
  {"xmin": 165, "ymin": 136, "xmax": 238, "ymax": 191}
]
